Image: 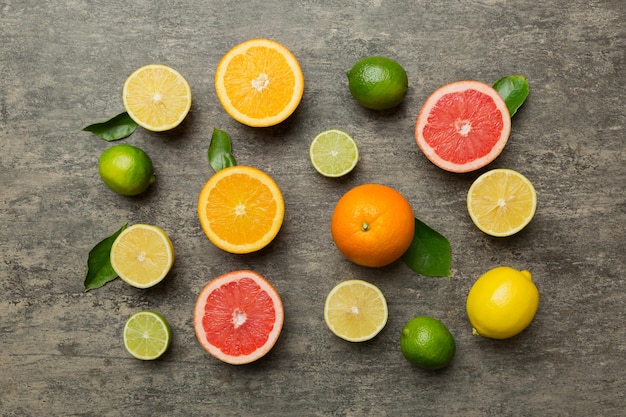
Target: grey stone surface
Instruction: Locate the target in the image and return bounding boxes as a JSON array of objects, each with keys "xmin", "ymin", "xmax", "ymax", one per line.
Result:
[{"xmin": 1, "ymin": 0, "xmax": 625, "ymax": 416}]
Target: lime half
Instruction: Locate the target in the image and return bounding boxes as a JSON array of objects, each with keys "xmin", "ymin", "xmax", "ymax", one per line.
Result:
[
  {"xmin": 123, "ymin": 310, "xmax": 171, "ymax": 360},
  {"xmin": 309, "ymin": 129, "xmax": 359, "ymax": 177}
]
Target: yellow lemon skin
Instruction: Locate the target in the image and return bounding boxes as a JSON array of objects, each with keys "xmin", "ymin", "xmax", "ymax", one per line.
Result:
[{"xmin": 466, "ymin": 266, "xmax": 539, "ymax": 339}]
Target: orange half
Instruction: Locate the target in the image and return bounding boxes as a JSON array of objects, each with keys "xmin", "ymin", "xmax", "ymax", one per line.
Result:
[
  {"xmin": 215, "ymin": 38, "xmax": 304, "ymax": 127},
  {"xmin": 198, "ymin": 166, "xmax": 285, "ymax": 254}
]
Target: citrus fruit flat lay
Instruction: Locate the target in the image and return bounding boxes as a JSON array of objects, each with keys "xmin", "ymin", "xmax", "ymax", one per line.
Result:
[
  {"xmin": 415, "ymin": 80, "xmax": 511, "ymax": 173},
  {"xmin": 215, "ymin": 38, "xmax": 304, "ymax": 127},
  {"xmin": 309, "ymin": 129, "xmax": 359, "ymax": 177},
  {"xmin": 197, "ymin": 165, "xmax": 285, "ymax": 254},
  {"xmin": 83, "ymin": 38, "xmax": 541, "ymax": 371},
  {"xmin": 122, "ymin": 64, "xmax": 192, "ymax": 132},
  {"xmin": 123, "ymin": 310, "xmax": 172, "ymax": 360},
  {"xmin": 98, "ymin": 144, "xmax": 155, "ymax": 196},
  {"xmin": 324, "ymin": 280, "xmax": 388, "ymax": 342},
  {"xmin": 347, "ymin": 56, "xmax": 408, "ymax": 110},
  {"xmin": 467, "ymin": 168, "xmax": 537, "ymax": 237},
  {"xmin": 331, "ymin": 184, "xmax": 415, "ymax": 268},
  {"xmin": 466, "ymin": 266, "xmax": 539, "ymax": 339},
  {"xmin": 194, "ymin": 270, "xmax": 284, "ymax": 365},
  {"xmin": 110, "ymin": 224, "xmax": 175, "ymax": 289},
  {"xmin": 400, "ymin": 316, "xmax": 456, "ymax": 369}
]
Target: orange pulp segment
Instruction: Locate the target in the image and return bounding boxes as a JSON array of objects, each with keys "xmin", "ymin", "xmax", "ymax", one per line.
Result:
[
  {"xmin": 215, "ymin": 38, "xmax": 304, "ymax": 127},
  {"xmin": 197, "ymin": 166, "xmax": 285, "ymax": 254}
]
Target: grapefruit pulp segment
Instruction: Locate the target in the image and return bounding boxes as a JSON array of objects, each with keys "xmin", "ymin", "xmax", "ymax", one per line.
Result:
[
  {"xmin": 415, "ymin": 80, "xmax": 511, "ymax": 173},
  {"xmin": 194, "ymin": 270, "xmax": 284, "ymax": 365}
]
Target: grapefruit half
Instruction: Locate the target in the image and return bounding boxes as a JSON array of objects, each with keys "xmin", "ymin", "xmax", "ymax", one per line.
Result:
[
  {"xmin": 194, "ymin": 270, "xmax": 284, "ymax": 365},
  {"xmin": 415, "ymin": 80, "xmax": 511, "ymax": 173}
]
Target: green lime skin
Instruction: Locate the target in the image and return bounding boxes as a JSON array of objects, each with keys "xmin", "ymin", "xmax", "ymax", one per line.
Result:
[
  {"xmin": 98, "ymin": 144, "xmax": 155, "ymax": 196},
  {"xmin": 347, "ymin": 56, "xmax": 408, "ymax": 110},
  {"xmin": 400, "ymin": 316, "xmax": 456, "ymax": 370}
]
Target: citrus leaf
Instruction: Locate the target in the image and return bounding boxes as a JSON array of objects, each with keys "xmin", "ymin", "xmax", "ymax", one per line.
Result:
[
  {"xmin": 83, "ymin": 112, "xmax": 138, "ymax": 141},
  {"xmin": 493, "ymin": 75, "xmax": 529, "ymax": 117},
  {"xmin": 402, "ymin": 218, "xmax": 451, "ymax": 277},
  {"xmin": 84, "ymin": 223, "xmax": 127, "ymax": 291},
  {"xmin": 208, "ymin": 128, "xmax": 236, "ymax": 172}
]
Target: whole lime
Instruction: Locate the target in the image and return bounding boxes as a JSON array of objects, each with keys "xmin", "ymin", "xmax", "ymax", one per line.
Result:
[
  {"xmin": 347, "ymin": 56, "xmax": 408, "ymax": 110},
  {"xmin": 400, "ymin": 316, "xmax": 456, "ymax": 370},
  {"xmin": 98, "ymin": 144, "xmax": 155, "ymax": 196}
]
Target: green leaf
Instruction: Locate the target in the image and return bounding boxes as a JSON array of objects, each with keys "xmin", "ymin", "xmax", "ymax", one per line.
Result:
[
  {"xmin": 208, "ymin": 128, "xmax": 237, "ymax": 172},
  {"xmin": 84, "ymin": 223, "xmax": 127, "ymax": 291},
  {"xmin": 83, "ymin": 112, "xmax": 138, "ymax": 141},
  {"xmin": 493, "ymin": 75, "xmax": 529, "ymax": 117},
  {"xmin": 402, "ymin": 218, "xmax": 452, "ymax": 277}
]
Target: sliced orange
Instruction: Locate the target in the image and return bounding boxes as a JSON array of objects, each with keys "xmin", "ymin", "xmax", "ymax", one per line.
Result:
[
  {"xmin": 215, "ymin": 38, "xmax": 304, "ymax": 127},
  {"xmin": 197, "ymin": 166, "xmax": 285, "ymax": 254},
  {"xmin": 122, "ymin": 64, "xmax": 192, "ymax": 132}
]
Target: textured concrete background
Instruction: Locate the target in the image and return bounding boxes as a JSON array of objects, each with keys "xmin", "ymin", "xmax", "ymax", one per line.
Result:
[{"xmin": 1, "ymin": 1, "xmax": 624, "ymax": 416}]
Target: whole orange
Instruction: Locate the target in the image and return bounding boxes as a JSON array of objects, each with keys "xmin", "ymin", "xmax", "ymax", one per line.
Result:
[{"xmin": 331, "ymin": 184, "xmax": 415, "ymax": 267}]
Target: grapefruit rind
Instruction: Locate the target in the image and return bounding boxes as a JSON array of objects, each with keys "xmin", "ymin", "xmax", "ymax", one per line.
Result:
[
  {"xmin": 194, "ymin": 270, "xmax": 284, "ymax": 365},
  {"xmin": 415, "ymin": 80, "xmax": 511, "ymax": 173}
]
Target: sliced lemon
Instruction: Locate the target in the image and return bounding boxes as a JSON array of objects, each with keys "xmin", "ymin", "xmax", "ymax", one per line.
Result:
[
  {"xmin": 123, "ymin": 310, "xmax": 171, "ymax": 360},
  {"xmin": 110, "ymin": 224, "xmax": 174, "ymax": 288},
  {"xmin": 122, "ymin": 64, "xmax": 192, "ymax": 131},
  {"xmin": 324, "ymin": 279, "xmax": 388, "ymax": 342},
  {"xmin": 309, "ymin": 129, "xmax": 359, "ymax": 177},
  {"xmin": 467, "ymin": 168, "xmax": 537, "ymax": 237}
]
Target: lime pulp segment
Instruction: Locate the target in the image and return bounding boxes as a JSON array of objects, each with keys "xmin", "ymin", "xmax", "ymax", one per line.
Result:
[
  {"xmin": 123, "ymin": 310, "xmax": 171, "ymax": 360},
  {"xmin": 309, "ymin": 129, "xmax": 359, "ymax": 177}
]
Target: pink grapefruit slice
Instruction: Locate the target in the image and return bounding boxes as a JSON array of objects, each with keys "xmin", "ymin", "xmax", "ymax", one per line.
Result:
[
  {"xmin": 415, "ymin": 80, "xmax": 511, "ymax": 173},
  {"xmin": 194, "ymin": 270, "xmax": 284, "ymax": 365}
]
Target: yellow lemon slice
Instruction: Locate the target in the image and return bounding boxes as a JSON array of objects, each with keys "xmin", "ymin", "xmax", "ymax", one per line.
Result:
[
  {"xmin": 467, "ymin": 168, "xmax": 537, "ymax": 237},
  {"xmin": 123, "ymin": 64, "xmax": 192, "ymax": 131},
  {"xmin": 110, "ymin": 224, "xmax": 174, "ymax": 288},
  {"xmin": 324, "ymin": 280, "xmax": 388, "ymax": 342}
]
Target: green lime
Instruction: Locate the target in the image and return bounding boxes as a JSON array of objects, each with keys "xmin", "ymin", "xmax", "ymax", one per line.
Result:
[
  {"xmin": 123, "ymin": 310, "xmax": 171, "ymax": 360},
  {"xmin": 400, "ymin": 316, "xmax": 456, "ymax": 369},
  {"xmin": 309, "ymin": 129, "xmax": 359, "ymax": 177},
  {"xmin": 98, "ymin": 144, "xmax": 155, "ymax": 196},
  {"xmin": 347, "ymin": 56, "xmax": 408, "ymax": 110}
]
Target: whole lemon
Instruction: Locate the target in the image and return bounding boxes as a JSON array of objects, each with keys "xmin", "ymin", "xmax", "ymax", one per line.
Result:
[{"xmin": 466, "ymin": 266, "xmax": 539, "ymax": 339}]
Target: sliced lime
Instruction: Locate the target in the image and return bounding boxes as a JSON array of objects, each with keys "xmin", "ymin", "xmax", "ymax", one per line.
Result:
[
  {"xmin": 309, "ymin": 129, "xmax": 359, "ymax": 177},
  {"xmin": 123, "ymin": 310, "xmax": 171, "ymax": 360}
]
